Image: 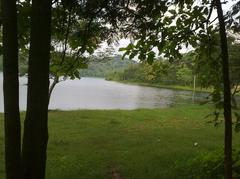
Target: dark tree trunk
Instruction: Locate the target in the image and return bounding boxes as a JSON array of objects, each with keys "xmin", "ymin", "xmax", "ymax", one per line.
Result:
[
  {"xmin": 21, "ymin": 0, "xmax": 52, "ymax": 178},
  {"xmin": 216, "ymin": 0, "xmax": 232, "ymax": 178},
  {"xmin": 2, "ymin": 0, "xmax": 22, "ymax": 178}
]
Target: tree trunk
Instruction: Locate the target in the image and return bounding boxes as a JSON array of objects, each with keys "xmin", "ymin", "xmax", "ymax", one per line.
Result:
[
  {"xmin": 192, "ymin": 75, "xmax": 196, "ymax": 103},
  {"xmin": 48, "ymin": 76, "xmax": 58, "ymax": 104},
  {"xmin": 21, "ymin": 0, "xmax": 52, "ymax": 178},
  {"xmin": 2, "ymin": 0, "xmax": 22, "ymax": 178},
  {"xmin": 216, "ymin": 0, "xmax": 233, "ymax": 178}
]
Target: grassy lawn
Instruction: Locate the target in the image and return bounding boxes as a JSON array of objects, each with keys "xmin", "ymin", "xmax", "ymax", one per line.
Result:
[{"xmin": 0, "ymin": 105, "xmax": 240, "ymax": 178}]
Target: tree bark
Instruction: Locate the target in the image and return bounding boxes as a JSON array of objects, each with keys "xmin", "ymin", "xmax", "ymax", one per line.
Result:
[
  {"xmin": 21, "ymin": 0, "xmax": 52, "ymax": 178},
  {"xmin": 2, "ymin": 0, "xmax": 22, "ymax": 178},
  {"xmin": 216, "ymin": 0, "xmax": 233, "ymax": 178}
]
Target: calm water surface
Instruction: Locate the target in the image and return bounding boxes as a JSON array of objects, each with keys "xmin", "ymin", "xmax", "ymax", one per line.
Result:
[{"xmin": 0, "ymin": 73, "xmax": 208, "ymax": 112}]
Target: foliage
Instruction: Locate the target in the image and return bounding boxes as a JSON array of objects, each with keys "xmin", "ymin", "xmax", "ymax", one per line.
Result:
[
  {"xmin": 175, "ymin": 149, "xmax": 240, "ymax": 178},
  {"xmin": 0, "ymin": 54, "xmax": 29, "ymax": 75},
  {"xmin": 15, "ymin": 0, "xmax": 132, "ymax": 81},
  {"xmin": 13, "ymin": 0, "xmax": 120, "ymax": 89},
  {"xmin": 50, "ymin": 52, "xmax": 88, "ymax": 80},
  {"xmin": 195, "ymin": 34, "xmax": 240, "ymax": 129},
  {"xmin": 176, "ymin": 67, "xmax": 193, "ymax": 85},
  {"xmin": 194, "ymin": 34, "xmax": 222, "ymax": 89},
  {"xmin": 234, "ymin": 112, "xmax": 240, "ymax": 133},
  {"xmin": 115, "ymin": 3, "xmax": 239, "ymax": 158},
  {"xmin": 50, "ymin": 1, "xmax": 108, "ymax": 80},
  {"xmin": 107, "ymin": 55, "xmax": 195, "ymax": 86},
  {"xmin": 118, "ymin": 0, "xmax": 212, "ymax": 61},
  {"xmin": 116, "ymin": 0, "xmax": 225, "ymax": 103},
  {"xmin": 195, "ymin": 35, "xmax": 240, "ymax": 90},
  {"xmin": 226, "ymin": 1, "xmax": 240, "ymax": 33},
  {"xmin": 229, "ymin": 38, "xmax": 240, "ymax": 88}
]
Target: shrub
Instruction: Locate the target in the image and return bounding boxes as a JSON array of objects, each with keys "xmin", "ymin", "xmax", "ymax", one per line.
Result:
[{"xmin": 174, "ymin": 149, "xmax": 240, "ymax": 179}]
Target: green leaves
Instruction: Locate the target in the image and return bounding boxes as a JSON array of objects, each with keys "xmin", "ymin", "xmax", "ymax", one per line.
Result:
[
  {"xmin": 147, "ymin": 51, "xmax": 155, "ymax": 64},
  {"xmin": 50, "ymin": 52, "xmax": 88, "ymax": 80},
  {"xmin": 119, "ymin": 43, "xmax": 134, "ymax": 52},
  {"xmin": 117, "ymin": 0, "xmax": 215, "ymax": 67},
  {"xmin": 234, "ymin": 112, "xmax": 240, "ymax": 133},
  {"xmin": 49, "ymin": 0, "xmax": 111, "ymax": 82}
]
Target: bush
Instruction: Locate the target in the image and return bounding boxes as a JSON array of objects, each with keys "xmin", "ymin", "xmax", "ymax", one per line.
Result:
[{"xmin": 174, "ymin": 149, "xmax": 240, "ymax": 179}]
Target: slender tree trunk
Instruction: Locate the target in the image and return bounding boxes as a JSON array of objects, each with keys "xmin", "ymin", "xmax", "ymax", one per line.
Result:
[
  {"xmin": 192, "ymin": 75, "xmax": 196, "ymax": 103},
  {"xmin": 21, "ymin": 0, "xmax": 52, "ymax": 178},
  {"xmin": 48, "ymin": 76, "xmax": 58, "ymax": 104},
  {"xmin": 2, "ymin": 0, "xmax": 22, "ymax": 178},
  {"xmin": 216, "ymin": 0, "xmax": 232, "ymax": 178}
]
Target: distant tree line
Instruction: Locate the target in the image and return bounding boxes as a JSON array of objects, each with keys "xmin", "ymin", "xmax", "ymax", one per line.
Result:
[
  {"xmin": 107, "ymin": 39, "xmax": 240, "ymax": 93},
  {"xmin": 106, "ymin": 56, "xmax": 194, "ymax": 86},
  {"xmin": 80, "ymin": 55, "xmax": 136, "ymax": 77}
]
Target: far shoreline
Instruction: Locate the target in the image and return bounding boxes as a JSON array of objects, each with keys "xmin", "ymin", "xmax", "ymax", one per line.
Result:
[{"xmin": 105, "ymin": 79, "xmax": 212, "ymax": 93}]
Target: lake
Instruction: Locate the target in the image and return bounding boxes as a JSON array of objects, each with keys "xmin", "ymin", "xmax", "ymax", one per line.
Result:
[{"xmin": 0, "ymin": 74, "xmax": 208, "ymax": 112}]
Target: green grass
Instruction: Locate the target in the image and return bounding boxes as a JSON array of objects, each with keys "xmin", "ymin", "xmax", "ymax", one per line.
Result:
[{"xmin": 0, "ymin": 105, "xmax": 240, "ymax": 178}]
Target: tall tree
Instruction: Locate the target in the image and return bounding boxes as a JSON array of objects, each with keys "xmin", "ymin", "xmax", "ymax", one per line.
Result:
[
  {"xmin": 21, "ymin": 0, "xmax": 52, "ymax": 178},
  {"xmin": 117, "ymin": 0, "xmax": 236, "ymax": 178},
  {"xmin": 216, "ymin": 0, "xmax": 232, "ymax": 178},
  {"xmin": 2, "ymin": 0, "xmax": 22, "ymax": 178}
]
